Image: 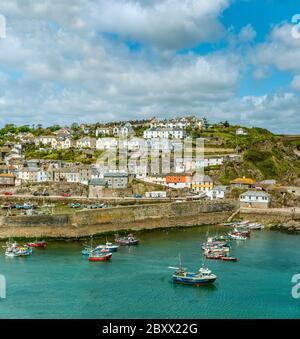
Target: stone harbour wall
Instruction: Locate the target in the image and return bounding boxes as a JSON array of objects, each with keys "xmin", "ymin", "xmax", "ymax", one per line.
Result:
[{"xmin": 0, "ymin": 200, "xmax": 237, "ymax": 238}]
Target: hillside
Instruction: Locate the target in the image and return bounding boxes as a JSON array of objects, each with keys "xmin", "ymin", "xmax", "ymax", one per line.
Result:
[{"xmin": 202, "ymin": 126, "xmax": 300, "ymax": 185}]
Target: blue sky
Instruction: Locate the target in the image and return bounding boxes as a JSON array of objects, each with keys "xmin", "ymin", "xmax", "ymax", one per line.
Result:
[{"xmin": 0, "ymin": 0, "xmax": 300, "ymax": 133}]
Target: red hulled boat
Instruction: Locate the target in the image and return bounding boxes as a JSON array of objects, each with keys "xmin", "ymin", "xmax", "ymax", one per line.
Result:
[
  {"xmin": 88, "ymin": 249, "xmax": 112, "ymax": 261},
  {"xmin": 205, "ymin": 254, "xmax": 223, "ymax": 260},
  {"xmin": 27, "ymin": 240, "xmax": 47, "ymax": 248}
]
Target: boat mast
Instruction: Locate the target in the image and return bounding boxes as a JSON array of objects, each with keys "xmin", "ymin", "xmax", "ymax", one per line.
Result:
[{"xmin": 178, "ymin": 253, "xmax": 182, "ymax": 269}]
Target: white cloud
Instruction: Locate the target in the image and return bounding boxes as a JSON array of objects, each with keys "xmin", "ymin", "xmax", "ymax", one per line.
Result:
[
  {"xmin": 90, "ymin": 0, "xmax": 230, "ymax": 50},
  {"xmin": 0, "ymin": 0, "xmax": 242, "ymax": 127},
  {"xmin": 252, "ymin": 23, "xmax": 300, "ymax": 74},
  {"xmin": 207, "ymin": 92, "xmax": 300, "ymax": 134},
  {"xmin": 291, "ymin": 74, "xmax": 300, "ymax": 91},
  {"xmin": 0, "ymin": 1, "xmax": 299, "ymax": 134},
  {"xmin": 239, "ymin": 24, "xmax": 256, "ymax": 42}
]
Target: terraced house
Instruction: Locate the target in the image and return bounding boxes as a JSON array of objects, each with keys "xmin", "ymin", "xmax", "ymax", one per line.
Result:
[
  {"xmin": 191, "ymin": 174, "xmax": 214, "ymax": 193},
  {"xmin": 165, "ymin": 172, "xmax": 192, "ymax": 189}
]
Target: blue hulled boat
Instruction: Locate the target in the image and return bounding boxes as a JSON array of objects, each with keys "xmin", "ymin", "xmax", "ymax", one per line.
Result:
[
  {"xmin": 95, "ymin": 242, "xmax": 118, "ymax": 252},
  {"xmin": 169, "ymin": 255, "xmax": 217, "ymax": 286},
  {"xmin": 82, "ymin": 236, "xmax": 98, "ymax": 256},
  {"xmin": 172, "ymin": 266, "xmax": 217, "ymax": 286}
]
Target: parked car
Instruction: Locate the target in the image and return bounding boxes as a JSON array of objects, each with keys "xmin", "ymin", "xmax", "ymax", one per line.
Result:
[
  {"xmin": 3, "ymin": 192, "xmax": 13, "ymax": 196},
  {"xmin": 61, "ymin": 193, "xmax": 71, "ymax": 197},
  {"xmin": 33, "ymin": 191, "xmax": 41, "ymax": 196},
  {"xmin": 34, "ymin": 191, "xmax": 50, "ymax": 196},
  {"xmin": 87, "ymin": 203, "xmax": 104, "ymax": 209},
  {"xmin": 133, "ymin": 194, "xmax": 143, "ymax": 198},
  {"xmin": 68, "ymin": 202, "xmax": 81, "ymax": 208}
]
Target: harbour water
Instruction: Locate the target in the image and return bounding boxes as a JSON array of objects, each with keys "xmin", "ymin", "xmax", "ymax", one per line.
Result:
[{"xmin": 0, "ymin": 226, "xmax": 300, "ymax": 319}]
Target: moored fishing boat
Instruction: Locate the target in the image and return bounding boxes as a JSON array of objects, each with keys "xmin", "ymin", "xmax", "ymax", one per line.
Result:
[
  {"xmin": 27, "ymin": 239, "xmax": 47, "ymax": 248},
  {"xmin": 228, "ymin": 232, "xmax": 247, "ymax": 241},
  {"xmin": 88, "ymin": 249, "xmax": 112, "ymax": 261},
  {"xmin": 82, "ymin": 247, "xmax": 95, "ymax": 256},
  {"xmin": 212, "ymin": 235, "xmax": 229, "ymax": 242},
  {"xmin": 202, "ymin": 242, "xmax": 230, "ymax": 252},
  {"xmin": 247, "ymin": 223, "xmax": 264, "ymax": 230},
  {"xmin": 205, "ymin": 254, "xmax": 223, "ymax": 260},
  {"xmin": 82, "ymin": 236, "xmax": 98, "ymax": 255},
  {"xmin": 170, "ymin": 257, "xmax": 217, "ymax": 285},
  {"xmin": 203, "ymin": 247, "xmax": 229, "ymax": 255},
  {"xmin": 4, "ymin": 241, "xmax": 33, "ymax": 257},
  {"xmin": 233, "ymin": 228, "xmax": 251, "ymax": 237},
  {"xmin": 95, "ymin": 242, "xmax": 118, "ymax": 252},
  {"xmin": 222, "ymin": 222, "xmax": 236, "ymax": 227},
  {"xmin": 115, "ymin": 234, "xmax": 139, "ymax": 246},
  {"xmin": 207, "ymin": 237, "xmax": 230, "ymax": 245}
]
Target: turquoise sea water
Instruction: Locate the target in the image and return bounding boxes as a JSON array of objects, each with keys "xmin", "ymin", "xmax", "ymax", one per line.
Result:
[{"xmin": 0, "ymin": 226, "xmax": 300, "ymax": 319}]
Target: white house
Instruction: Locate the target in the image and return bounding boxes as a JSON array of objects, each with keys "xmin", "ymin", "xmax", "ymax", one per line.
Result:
[
  {"xmin": 54, "ymin": 128, "xmax": 72, "ymax": 138},
  {"xmin": 51, "ymin": 138, "xmax": 59, "ymax": 149},
  {"xmin": 145, "ymin": 191, "xmax": 167, "ymax": 198},
  {"xmin": 150, "ymin": 116, "xmax": 208, "ymax": 130},
  {"xmin": 147, "ymin": 139, "xmax": 171, "ymax": 151},
  {"xmin": 119, "ymin": 137, "xmax": 146, "ymax": 151},
  {"xmin": 60, "ymin": 138, "xmax": 73, "ymax": 149},
  {"xmin": 53, "ymin": 168, "xmax": 80, "ymax": 183},
  {"xmin": 236, "ymin": 128, "xmax": 248, "ymax": 136},
  {"xmin": 205, "ymin": 186, "xmax": 228, "ymax": 200},
  {"xmin": 37, "ymin": 170, "xmax": 52, "ymax": 182},
  {"xmin": 144, "ymin": 127, "xmax": 186, "ymax": 139},
  {"xmin": 52, "ymin": 137, "xmax": 73, "ymax": 149},
  {"xmin": 142, "ymin": 175, "xmax": 166, "ymax": 186},
  {"xmin": 204, "ymin": 156, "xmax": 224, "ymax": 167},
  {"xmin": 35, "ymin": 136, "xmax": 57, "ymax": 146},
  {"xmin": 239, "ymin": 190, "xmax": 271, "ymax": 209},
  {"xmin": 113, "ymin": 122, "xmax": 135, "ymax": 137},
  {"xmin": 96, "ymin": 127, "xmax": 112, "ymax": 137},
  {"xmin": 76, "ymin": 137, "xmax": 96, "ymax": 149},
  {"xmin": 16, "ymin": 168, "xmax": 39, "ymax": 182},
  {"xmin": 96, "ymin": 138, "xmax": 118, "ymax": 150}
]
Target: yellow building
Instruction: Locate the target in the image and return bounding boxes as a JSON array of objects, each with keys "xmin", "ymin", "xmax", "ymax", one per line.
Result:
[{"xmin": 191, "ymin": 174, "xmax": 213, "ymax": 193}]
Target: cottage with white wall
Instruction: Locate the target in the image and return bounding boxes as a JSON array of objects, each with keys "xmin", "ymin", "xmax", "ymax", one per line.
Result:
[
  {"xmin": 96, "ymin": 138, "xmax": 118, "ymax": 150},
  {"xmin": 113, "ymin": 122, "xmax": 135, "ymax": 137},
  {"xmin": 239, "ymin": 190, "xmax": 271, "ymax": 209},
  {"xmin": 236, "ymin": 128, "xmax": 248, "ymax": 136},
  {"xmin": 206, "ymin": 186, "xmax": 228, "ymax": 200},
  {"xmin": 76, "ymin": 137, "xmax": 96, "ymax": 149},
  {"xmin": 144, "ymin": 127, "xmax": 186, "ymax": 139},
  {"xmin": 35, "ymin": 136, "xmax": 57, "ymax": 146},
  {"xmin": 96, "ymin": 127, "xmax": 112, "ymax": 137}
]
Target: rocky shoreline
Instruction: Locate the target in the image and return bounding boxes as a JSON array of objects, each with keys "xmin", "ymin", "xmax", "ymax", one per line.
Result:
[{"xmin": 270, "ymin": 220, "xmax": 300, "ymax": 234}]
